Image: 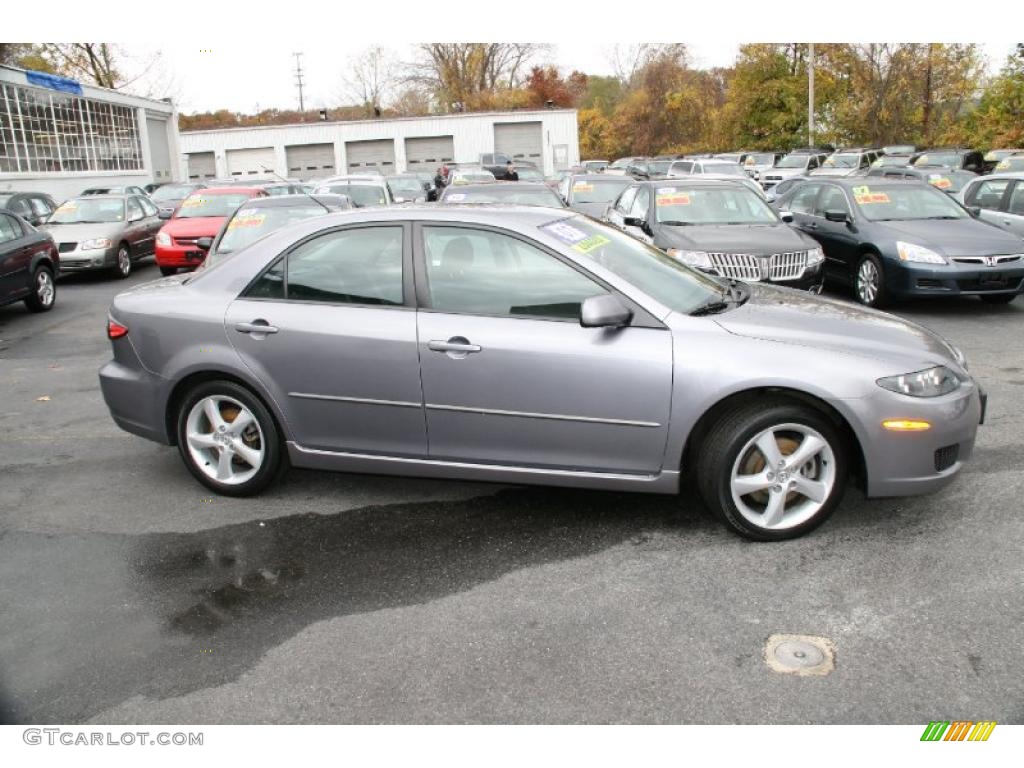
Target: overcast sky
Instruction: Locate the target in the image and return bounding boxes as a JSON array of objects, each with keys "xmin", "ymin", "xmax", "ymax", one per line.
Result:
[{"xmin": 126, "ymin": 41, "xmax": 1018, "ymax": 115}]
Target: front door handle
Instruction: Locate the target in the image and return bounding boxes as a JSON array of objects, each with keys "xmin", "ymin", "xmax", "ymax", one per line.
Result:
[
  {"xmin": 428, "ymin": 337, "xmax": 481, "ymax": 355},
  {"xmin": 235, "ymin": 320, "xmax": 278, "ymax": 335}
]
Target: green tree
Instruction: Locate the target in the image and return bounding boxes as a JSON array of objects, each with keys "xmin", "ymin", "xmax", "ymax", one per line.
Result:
[{"xmin": 957, "ymin": 47, "xmax": 1024, "ymax": 149}]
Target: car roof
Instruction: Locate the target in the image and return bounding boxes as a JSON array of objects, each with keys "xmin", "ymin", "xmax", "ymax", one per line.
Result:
[
  {"xmin": 567, "ymin": 173, "xmax": 629, "ymax": 181},
  {"xmin": 70, "ymin": 193, "xmax": 130, "ymax": 200},
  {"xmin": 234, "ymin": 194, "xmax": 351, "ymax": 209},
  {"xmin": 821, "ymin": 177, "xmax": 925, "ymax": 188},
  {"xmin": 319, "ymin": 175, "xmax": 386, "ymax": 184},
  {"xmin": 633, "ymin": 179, "xmax": 752, "ymax": 189}
]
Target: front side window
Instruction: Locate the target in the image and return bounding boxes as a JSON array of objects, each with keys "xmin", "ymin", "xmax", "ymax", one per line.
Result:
[
  {"xmin": 127, "ymin": 197, "xmax": 144, "ymax": 220},
  {"xmin": 615, "ymin": 187, "xmax": 638, "ymax": 215},
  {"xmin": 423, "ymin": 226, "xmax": 605, "ymax": 320},
  {"xmin": 815, "ymin": 186, "xmax": 851, "ymax": 217},
  {"xmin": 139, "ymin": 197, "xmax": 159, "ymax": 217},
  {"xmin": 629, "ymin": 188, "xmax": 651, "ymax": 219},
  {"xmin": 1007, "ymin": 183, "xmax": 1024, "ymax": 216},
  {"xmin": 787, "ymin": 184, "xmax": 821, "ymax": 215},
  {"xmin": 966, "ymin": 179, "xmax": 1011, "ymax": 210},
  {"xmin": 29, "ymin": 197, "xmax": 52, "ymax": 217}
]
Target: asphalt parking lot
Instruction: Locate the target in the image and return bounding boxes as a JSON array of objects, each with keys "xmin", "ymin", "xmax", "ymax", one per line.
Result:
[{"xmin": 1, "ymin": 258, "xmax": 1022, "ymax": 725}]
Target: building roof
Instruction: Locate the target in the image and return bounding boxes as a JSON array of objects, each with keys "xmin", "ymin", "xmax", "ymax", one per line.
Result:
[{"xmin": 0, "ymin": 63, "xmax": 176, "ymax": 113}]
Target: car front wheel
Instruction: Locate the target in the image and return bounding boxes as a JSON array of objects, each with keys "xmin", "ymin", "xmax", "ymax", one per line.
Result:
[
  {"xmin": 175, "ymin": 381, "xmax": 284, "ymax": 496},
  {"xmin": 855, "ymin": 253, "xmax": 887, "ymax": 308},
  {"xmin": 697, "ymin": 400, "xmax": 848, "ymax": 540}
]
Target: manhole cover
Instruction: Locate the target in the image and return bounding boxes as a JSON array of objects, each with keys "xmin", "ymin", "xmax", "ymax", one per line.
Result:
[{"xmin": 764, "ymin": 634, "xmax": 834, "ymax": 676}]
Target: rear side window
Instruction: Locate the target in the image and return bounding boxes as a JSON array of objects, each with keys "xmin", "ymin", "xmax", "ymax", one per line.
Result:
[
  {"xmin": 967, "ymin": 179, "xmax": 1011, "ymax": 210},
  {"xmin": 0, "ymin": 212, "xmax": 22, "ymax": 243},
  {"xmin": 246, "ymin": 226, "xmax": 403, "ymax": 306},
  {"xmin": 29, "ymin": 197, "xmax": 51, "ymax": 217},
  {"xmin": 1008, "ymin": 183, "xmax": 1024, "ymax": 216}
]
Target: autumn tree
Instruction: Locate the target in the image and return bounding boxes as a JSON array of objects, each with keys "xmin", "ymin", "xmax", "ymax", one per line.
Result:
[
  {"xmin": 341, "ymin": 46, "xmax": 395, "ymax": 117},
  {"xmin": 958, "ymin": 47, "xmax": 1024, "ymax": 149},
  {"xmin": 523, "ymin": 66, "xmax": 587, "ymax": 108},
  {"xmin": 410, "ymin": 43, "xmax": 547, "ymax": 112}
]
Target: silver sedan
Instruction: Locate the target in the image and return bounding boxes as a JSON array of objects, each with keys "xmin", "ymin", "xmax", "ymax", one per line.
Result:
[{"xmin": 99, "ymin": 206, "xmax": 984, "ymax": 540}]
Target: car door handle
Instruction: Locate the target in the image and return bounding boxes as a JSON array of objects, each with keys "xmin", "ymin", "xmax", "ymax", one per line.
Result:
[
  {"xmin": 428, "ymin": 338, "xmax": 481, "ymax": 354},
  {"xmin": 235, "ymin": 321, "xmax": 278, "ymax": 334},
  {"xmin": 803, "ymin": 221, "xmax": 818, "ymax": 230}
]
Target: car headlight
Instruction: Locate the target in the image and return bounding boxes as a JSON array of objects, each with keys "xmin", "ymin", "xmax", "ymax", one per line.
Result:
[
  {"xmin": 877, "ymin": 365, "xmax": 960, "ymax": 397},
  {"xmin": 156, "ymin": 231, "xmax": 171, "ymax": 246},
  {"xmin": 667, "ymin": 248, "xmax": 712, "ymax": 269},
  {"xmin": 806, "ymin": 247, "xmax": 824, "ymax": 266},
  {"xmin": 81, "ymin": 238, "xmax": 112, "ymax": 250},
  {"xmin": 896, "ymin": 241, "xmax": 946, "ymax": 264}
]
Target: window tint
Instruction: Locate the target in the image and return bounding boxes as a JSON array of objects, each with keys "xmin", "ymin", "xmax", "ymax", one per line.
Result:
[
  {"xmin": 139, "ymin": 197, "xmax": 158, "ymax": 217},
  {"xmin": 423, "ymin": 226, "xmax": 605, "ymax": 319},
  {"xmin": 816, "ymin": 186, "xmax": 850, "ymax": 217},
  {"xmin": 284, "ymin": 226, "xmax": 403, "ymax": 305},
  {"xmin": 615, "ymin": 186, "xmax": 638, "ymax": 214},
  {"xmin": 787, "ymin": 184, "xmax": 820, "ymax": 215},
  {"xmin": 0, "ymin": 213, "xmax": 22, "ymax": 243},
  {"xmin": 29, "ymin": 197, "xmax": 50, "ymax": 217},
  {"xmin": 629, "ymin": 187, "xmax": 651, "ymax": 219},
  {"xmin": 1008, "ymin": 183, "xmax": 1024, "ymax": 216},
  {"xmin": 968, "ymin": 179, "xmax": 1011, "ymax": 210},
  {"xmin": 127, "ymin": 197, "xmax": 144, "ymax": 220},
  {"xmin": 9, "ymin": 198, "xmax": 31, "ymax": 217}
]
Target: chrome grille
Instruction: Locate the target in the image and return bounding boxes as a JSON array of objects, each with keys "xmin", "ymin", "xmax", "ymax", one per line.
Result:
[
  {"xmin": 951, "ymin": 255, "xmax": 1023, "ymax": 265},
  {"xmin": 708, "ymin": 251, "xmax": 810, "ymax": 282}
]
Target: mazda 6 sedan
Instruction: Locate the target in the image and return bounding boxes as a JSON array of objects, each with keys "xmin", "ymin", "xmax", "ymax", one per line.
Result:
[{"xmin": 100, "ymin": 206, "xmax": 984, "ymax": 540}]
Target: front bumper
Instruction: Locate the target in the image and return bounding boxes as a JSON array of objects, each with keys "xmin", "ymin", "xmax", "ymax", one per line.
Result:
[
  {"xmin": 887, "ymin": 259, "xmax": 1024, "ymax": 298},
  {"xmin": 155, "ymin": 243, "xmax": 207, "ymax": 269},
  {"xmin": 840, "ymin": 379, "xmax": 983, "ymax": 498},
  {"xmin": 55, "ymin": 245, "xmax": 117, "ymax": 272}
]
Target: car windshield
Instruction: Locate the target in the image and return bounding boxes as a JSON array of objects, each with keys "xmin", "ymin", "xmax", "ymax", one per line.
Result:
[
  {"xmin": 653, "ymin": 186, "xmax": 778, "ymax": 225},
  {"xmin": 776, "ymin": 155, "xmax": 810, "ymax": 169},
  {"xmin": 175, "ymin": 192, "xmax": 253, "ymax": 218},
  {"xmin": 387, "ymin": 178, "xmax": 425, "ymax": 197},
  {"xmin": 850, "ymin": 183, "xmax": 969, "ymax": 221},
  {"xmin": 823, "ymin": 154, "xmax": 860, "ymax": 168},
  {"xmin": 913, "ymin": 152, "xmax": 959, "ymax": 167},
  {"xmin": 151, "ymin": 184, "xmax": 199, "ymax": 202},
  {"xmin": 701, "ymin": 163, "xmax": 743, "ymax": 176},
  {"xmin": 537, "ymin": 217, "xmax": 722, "ymax": 315},
  {"xmin": 995, "ymin": 156, "xmax": 1024, "ymax": 172},
  {"xmin": 648, "ymin": 160, "xmax": 673, "ymax": 175},
  {"xmin": 314, "ymin": 184, "xmax": 388, "ymax": 207},
  {"xmin": 207, "ymin": 204, "xmax": 330, "ymax": 264},
  {"xmin": 609, "ymin": 159, "xmax": 632, "ymax": 169},
  {"xmin": 876, "ymin": 155, "xmax": 910, "ymax": 166},
  {"xmin": 921, "ymin": 172, "xmax": 969, "ymax": 193},
  {"xmin": 570, "ymin": 179, "xmax": 632, "ymax": 204},
  {"xmin": 443, "ymin": 186, "xmax": 562, "ymax": 206},
  {"xmin": 48, "ymin": 198, "xmax": 124, "ymax": 223},
  {"xmin": 745, "ymin": 153, "xmax": 776, "ymax": 166}
]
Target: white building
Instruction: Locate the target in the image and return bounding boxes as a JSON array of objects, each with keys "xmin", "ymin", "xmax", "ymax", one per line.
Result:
[
  {"xmin": 0, "ymin": 65, "xmax": 180, "ymax": 200},
  {"xmin": 179, "ymin": 109, "xmax": 580, "ymax": 181}
]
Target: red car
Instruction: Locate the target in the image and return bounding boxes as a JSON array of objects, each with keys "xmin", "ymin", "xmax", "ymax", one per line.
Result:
[{"xmin": 154, "ymin": 187, "xmax": 266, "ymax": 275}]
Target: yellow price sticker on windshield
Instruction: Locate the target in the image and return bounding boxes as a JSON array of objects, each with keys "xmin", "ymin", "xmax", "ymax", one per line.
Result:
[
  {"xmin": 572, "ymin": 182, "xmax": 594, "ymax": 192},
  {"xmin": 227, "ymin": 212, "xmax": 266, "ymax": 230},
  {"xmin": 852, "ymin": 186, "xmax": 870, "ymax": 196},
  {"xmin": 996, "ymin": 160, "xmax": 1010, "ymax": 170},
  {"xmin": 181, "ymin": 197, "xmax": 205, "ymax": 208},
  {"xmin": 855, "ymin": 192, "xmax": 890, "ymax": 204},
  {"xmin": 928, "ymin": 176, "xmax": 952, "ymax": 189},
  {"xmin": 56, "ymin": 202, "xmax": 77, "ymax": 213},
  {"xmin": 656, "ymin": 193, "xmax": 691, "ymax": 206},
  {"xmin": 572, "ymin": 234, "xmax": 611, "ymax": 253}
]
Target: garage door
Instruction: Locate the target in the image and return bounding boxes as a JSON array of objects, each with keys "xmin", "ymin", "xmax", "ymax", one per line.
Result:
[
  {"xmin": 285, "ymin": 143, "xmax": 335, "ymax": 180},
  {"xmin": 494, "ymin": 122, "xmax": 543, "ymax": 170},
  {"xmin": 226, "ymin": 147, "xmax": 276, "ymax": 179},
  {"xmin": 404, "ymin": 136, "xmax": 454, "ymax": 173},
  {"xmin": 186, "ymin": 152, "xmax": 216, "ymax": 181},
  {"xmin": 345, "ymin": 139, "xmax": 395, "ymax": 173},
  {"xmin": 146, "ymin": 117, "xmax": 172, "ymax": 181}
]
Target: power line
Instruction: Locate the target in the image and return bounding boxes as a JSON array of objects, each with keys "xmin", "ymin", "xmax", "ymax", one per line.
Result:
[{"xmin": 293, "ymin": 52, "xmax": 306, "ymax": 112}]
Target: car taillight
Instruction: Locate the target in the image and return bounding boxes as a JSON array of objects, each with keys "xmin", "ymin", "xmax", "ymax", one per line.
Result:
[{"xmin": 107, "ymin": 318, "xmax": 128, "ymax": 339}]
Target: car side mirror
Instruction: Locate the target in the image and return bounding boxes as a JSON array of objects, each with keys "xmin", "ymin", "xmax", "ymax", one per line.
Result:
[
  {"xmin": 623, "ymin": 215, "xmax": 645, "ymax": 227},
  {"xmin": 779, "ymin": 211, "xmax": 794, "ymax": 223},
  {"xmin": 196, "ymin": 236, "xmax": 214, "ymax": 251},
  {"xmin": 158, "ymin": 209, "xmax": 172, "ymax": 220},
  {"xmin": 580, "ymin": 294, "xmax": 633, "ymax": 328},
  {"xmin": 824, "ymin": 209, "xmax": 849, "ymax": 223},
  {"xmin": 967, "ymin": 206, "xmax": 981, "ymax": 218}
]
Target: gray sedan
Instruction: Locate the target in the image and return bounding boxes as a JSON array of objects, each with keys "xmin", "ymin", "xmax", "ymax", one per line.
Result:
[
  {"xmin": 42, "ymin": 194, "xmax": 162, "ymax": 278},
  {"xmin": 99, "ymin": 206, "xmax": 984, "ymax": 540}
]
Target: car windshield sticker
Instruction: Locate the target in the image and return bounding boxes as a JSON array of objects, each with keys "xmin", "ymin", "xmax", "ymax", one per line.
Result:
[
  {"xmin": 853, "ymin": 187, "xmax": 890, "ymax": 204},
  {"xmin": 227, "ymin": 212, "xmax": 266, "ymax": 230},
  {"xmin": 996, "ymin": 160, "xmax": 1010, "ymax": 170},
  {"xmin": 744, "ymin": 157, "xmax": 755, "ymax": 165},
  {"xmin": 55, "ymin": 201, "xmax": 77, "ymax": 213},
  {"xmin": 917, "ymin": 154, "xmax": 929, "ymax": 165},
  {"xmin": 445, "ymin": 193, "xmax": 466, "ymax": 202},
  {"xmin": 539, "ymin": 220, "xmax": 589, "ymax": 245},
  {"xmin": 823, "ymin": 157, "xmax": 836, "ymax": 166},
  {"xmin": 572, "ymin": 234, "xmax": 612, "ymax": 254},
  {"xmin": 572, "ymin": 182, "xmax": 594, "ymax": 193},
  {"xmin": 928, "ymin": 174, "xmax": 952, "ymax": 189},
  {"xmin": 657, "ymin": 192, "xmax": 691, "ymax": 206},
  {"xmin": 181, "ymin": 197, "xmax": 205, "ymax": 208},
  {"xmin": 656, "ymin": 187, "xmax": 677, "ymax": 194}
]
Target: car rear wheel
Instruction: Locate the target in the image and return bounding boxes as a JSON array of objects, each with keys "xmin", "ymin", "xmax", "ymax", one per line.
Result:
[
  {"xmin": 24, "ymin": 265, "xmax": 56, "ymax": 313},
  {"xmin": 854, "ymin": 253, "xmax": 887, "ymax": 307},
  {"xmin": 176, "ymin": 381, "xmax": 284, "ymax": 496},
  {"xmin": 159, "ymin": 266, "xmax": 177, "ymax": 277},
  {"xmin": 114, "ymin": 243, "xmax": 132, "ymax": 279},
  {"xmin": 696, "ymin": 400, "xmax": 848, "ymax": 541},
  {"xmin": 980, "ymin": 294, "xmax": 1016, "ymax": 305}
]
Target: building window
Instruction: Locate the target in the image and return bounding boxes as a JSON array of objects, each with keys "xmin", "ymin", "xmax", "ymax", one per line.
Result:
[{"xmin": 0, "ymin": 82, "xmax": 142, "ymax": 174}]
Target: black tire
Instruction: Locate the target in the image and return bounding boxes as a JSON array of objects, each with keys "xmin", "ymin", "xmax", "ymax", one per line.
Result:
[
  {"xmin": 159, "ymin": 266, "xmax": 177, "ymax": 277},
  {"xmin": 980, "ymin": 294, "xmax": 1016, "ymax": 305},
  {"xmin": 24, "ymin": 264, "xmax": 56, "ymax": 313},
  {"xmin": 175, "ymin": 380, "xmax": 285, "ymax": 496},
  {"xmin": 113, "ymin": 242, "xmax": 132, "ymax": 279},
  {"xmin": 695, "ymin": 399, "xmax": 848, "ymax": 541},
  {"xmin": 854, "ymin": 252, "xmax": 887, "ymax": 308}
]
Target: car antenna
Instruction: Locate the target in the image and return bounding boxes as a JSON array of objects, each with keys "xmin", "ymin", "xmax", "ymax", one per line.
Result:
[{"xmin": 259, "ymin": 164, "xmax": 334, "ymax": 214}]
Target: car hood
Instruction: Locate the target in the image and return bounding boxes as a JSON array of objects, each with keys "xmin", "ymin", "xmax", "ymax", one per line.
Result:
[
  {"xmin": 872, "ymin": 218, "xmax": 1024, "ymax": 256},
  {"xmin": 40, "ymin": 221, "xmax": 124, "ymax": 241},
  {"xmin": 656, "ymin": 223, "xmax": 817, "ymax": 253},
  {"xmin": 713, "ymin": 283, "xmax": 958, "ymax": 368},
  {"xmin": 570, "ymin": 201, "xmax": 611, "ymax": 218},
  {"xmin": 162, "ymin": 216, "xmax": 227, "ymax": 237}
]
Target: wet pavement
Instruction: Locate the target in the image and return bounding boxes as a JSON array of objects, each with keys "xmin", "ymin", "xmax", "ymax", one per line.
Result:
[{"xmin": 1, "ymin": 260, "xmax": 1022, "ymax": 724}]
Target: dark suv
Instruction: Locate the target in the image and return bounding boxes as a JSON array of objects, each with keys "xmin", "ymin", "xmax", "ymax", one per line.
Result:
[
  {"xmin": 912, "ymin": 148, "xmax": 984, "ymax": 173},
  {"xmin": 0, "ymin": 191, "xmax": 57, "ymax": 228},
  {"xmin": 0, "ymin": 210, "xmax": 59, "ymax": 313}
]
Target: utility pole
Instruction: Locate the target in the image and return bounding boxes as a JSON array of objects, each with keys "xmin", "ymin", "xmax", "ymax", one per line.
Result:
[
  {"xmin": 293, "ymin": 52, "xmax": 306, "ymax": 113},
  {"xmin": 808, "ymin": 43, "xmax": 815, "ymax": 146}
]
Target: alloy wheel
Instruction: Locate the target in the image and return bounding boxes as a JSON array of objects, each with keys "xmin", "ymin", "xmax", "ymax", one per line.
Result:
[
  {"xmin": 36, "ymin": 270, "xmax": 55, "ymax": 307},
  {"xmin": 729, "ymin": 423, "xmax": 837, "ymax": 531},
  {"xmin": 857, "ymin": 260, "xmax": 878, "ymax": 304},
  {"xmin": 117, "ymin": 246, "xmax": 131, "ymax": 277},
  {"xmin": 184, "ymin": 395, "xmax": 265, "ymax": 485}
]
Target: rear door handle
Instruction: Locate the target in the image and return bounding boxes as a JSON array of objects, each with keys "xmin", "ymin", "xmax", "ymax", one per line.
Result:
[
  {"xmin": 428, "ymin": 338, "xmax": 481, "ymax": 354},
  {"xmin": 235, "ymin": 321, "xmax": 278, "ymax": 334}
]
